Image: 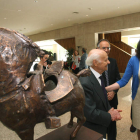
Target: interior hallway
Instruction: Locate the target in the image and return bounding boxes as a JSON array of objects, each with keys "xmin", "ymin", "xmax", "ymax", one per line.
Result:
[{"xmin": 0, "ymin": 79, "xmax": 138, "ymax": 140}]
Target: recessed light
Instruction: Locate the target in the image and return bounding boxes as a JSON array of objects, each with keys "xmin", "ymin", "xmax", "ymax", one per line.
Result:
[
  {"xmin": 86, "ymin": 15, "xmax": 89, "ymax": 16},
  {"xmin": 88, "ymin": 8, "xmax": 92, "ymax": 10},
  {"xmin": 73, "ymin": 12, "xmax": 79, "ymax": 14},
  {"xmin": 118, "ymin": 7, "xmax": 120, "ymax": 8},
  {"xmin": 4, "ymin": 18, "xmax": 7, "ymax": 19}
]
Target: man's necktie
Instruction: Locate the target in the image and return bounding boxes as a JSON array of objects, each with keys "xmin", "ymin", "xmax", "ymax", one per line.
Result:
[
  {"xmin": 105, "ymin": 70, "xmax": 109, "ymax": 86},
  {"xmin": 99, "ymin": 75, "xmax": 107, "ymax": 101}
]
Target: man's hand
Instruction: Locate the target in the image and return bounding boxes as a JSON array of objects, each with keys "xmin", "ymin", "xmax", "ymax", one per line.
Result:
[
  {"xmin": 108, "ymin": 108, "xmax": 122, "ymax": 121},
  {"xmin": 107, "ymin": 91, "xmax": 115, "ymax": 101}
]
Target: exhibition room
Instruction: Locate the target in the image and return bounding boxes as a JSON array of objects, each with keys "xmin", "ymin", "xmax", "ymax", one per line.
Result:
[{"xmin": 1, "ymin": 0, "xmax": 140, "ymax": 140}]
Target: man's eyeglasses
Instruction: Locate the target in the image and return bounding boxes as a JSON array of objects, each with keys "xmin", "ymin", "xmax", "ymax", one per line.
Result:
[{"xmin": 102, "ymin": 47, "xmax": 111, "ymax": 50}]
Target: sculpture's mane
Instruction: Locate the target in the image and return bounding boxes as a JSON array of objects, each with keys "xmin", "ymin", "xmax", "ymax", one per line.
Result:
[
  {"xmin": 0, "ymin": 28, "xmax": 43, "ymax": 72},
  {"xmin": 0, "ymin": 27, "xmax": 44, "ymax": 86}
]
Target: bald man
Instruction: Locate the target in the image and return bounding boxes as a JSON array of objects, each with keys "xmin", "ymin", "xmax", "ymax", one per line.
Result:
[{"xmin": 79, "ymin": 49, "xmax": 121, "ymax": 138}]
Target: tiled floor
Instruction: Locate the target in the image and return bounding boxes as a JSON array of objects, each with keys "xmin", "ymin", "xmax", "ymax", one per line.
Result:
[
  {"xmin": 115, "ymin": 79, "xmax": 137, "ymax": 140},
  {"xmin": 0, "ymin": 79, "xmax": 137, "ymax": 140}
]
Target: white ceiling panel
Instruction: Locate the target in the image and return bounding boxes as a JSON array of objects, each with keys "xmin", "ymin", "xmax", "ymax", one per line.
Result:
[{"xmin": 0, "ymin": 0, "xmax": 140, "ymax": 35}]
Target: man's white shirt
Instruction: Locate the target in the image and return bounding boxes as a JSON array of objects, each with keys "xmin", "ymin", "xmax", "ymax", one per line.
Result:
[{"xmin": 90, "ymin": 67, "xmax": 102, "ymax": 86}]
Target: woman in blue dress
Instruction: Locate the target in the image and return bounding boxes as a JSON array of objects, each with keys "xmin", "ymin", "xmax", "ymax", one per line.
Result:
[{"xmin": 106, "ymin": 40, "xmax": 140, "ymax": 140}]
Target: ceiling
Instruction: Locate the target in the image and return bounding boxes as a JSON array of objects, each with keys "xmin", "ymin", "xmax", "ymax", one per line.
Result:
[{"xmin": 1, "ymin": 0, "xmax": 140, "ymax": 36}]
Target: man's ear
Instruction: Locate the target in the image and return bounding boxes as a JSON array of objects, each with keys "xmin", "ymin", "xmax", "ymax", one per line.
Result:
[{"xmin": 93, "ymin": 59, "xmax": 98, "ymax": 67}]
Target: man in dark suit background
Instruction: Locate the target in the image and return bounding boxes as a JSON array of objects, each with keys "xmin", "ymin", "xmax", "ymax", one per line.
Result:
[
  {"xmin": 79, "ymin": 48, "xmax": 88, "ymax": 71},
  {"xmin": 79, "ymin": 49, "xmax": 122, "ymax": 139},
  {"xmin": 97, "ymin": 39, "xmax": 121, "ymax": 140}
]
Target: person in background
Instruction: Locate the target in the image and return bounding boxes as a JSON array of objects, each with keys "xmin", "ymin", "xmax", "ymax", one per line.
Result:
[
  {"xmin": 33, "ymin": 49, "xmax": 49, "ymax": 72},
  {"xmin": 130, "ymin": 50, "xmax": 137, "ymax": 133},
  {"xmin": 79, "ymin": 48, "xmax": 88, "ymax": 71},
  {"xmin": 72, "ymin": 50, "xmax": 81, "ymax": 74},
  {"xmin": 79, "ymin": 49, "xmax": 122, "ymax": 139},
  {"xmin": 97, "ymin": 39, "xmax": 121, "ymax": 140},
  {"xmin": 106, "ymin": 40, "xmax": 140, "ymax": 140},
  {"xmin": 130, "ymin": 106, "xmax": 136, "ymax": 132}
]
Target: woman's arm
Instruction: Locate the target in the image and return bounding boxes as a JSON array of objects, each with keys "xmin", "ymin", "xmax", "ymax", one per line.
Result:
[
  {"xmin": 106, "ymin": 83, "xmax": 120, "ymax": 92},
  {"xmin": 106, "ymin": 57, "xmax": 134, "ymax": 92}
]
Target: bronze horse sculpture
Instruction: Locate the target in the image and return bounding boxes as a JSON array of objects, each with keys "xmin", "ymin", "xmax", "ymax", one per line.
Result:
[{"xmin": 0, "ymin": 28, "xmax": 90, "ymax": 140}]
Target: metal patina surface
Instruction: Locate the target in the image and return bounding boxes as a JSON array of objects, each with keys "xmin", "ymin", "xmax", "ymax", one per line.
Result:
[{"xmin": 0, "ymin": 28, "xmax": 91, "ymax": 140}]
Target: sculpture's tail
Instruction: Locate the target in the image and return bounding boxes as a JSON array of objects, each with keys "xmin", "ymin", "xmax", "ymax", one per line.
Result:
[{"xmin": 76, "ymin": 69, "xmax": 91, "ymax": 78}]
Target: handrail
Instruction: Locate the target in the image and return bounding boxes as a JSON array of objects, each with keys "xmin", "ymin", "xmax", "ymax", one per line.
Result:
[{"xmin": 110, "ymin": 43, "xmax": 132, "ymax": 56}]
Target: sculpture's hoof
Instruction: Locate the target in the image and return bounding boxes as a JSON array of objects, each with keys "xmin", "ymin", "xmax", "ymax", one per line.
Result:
[{"xmin": 45, "ymin": 116, "xmax": 61, "ymax": 129}]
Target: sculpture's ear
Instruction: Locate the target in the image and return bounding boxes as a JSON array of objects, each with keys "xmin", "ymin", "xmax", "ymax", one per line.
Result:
[
  {"xmin": 49, "ymin": 61, "xmax": 64, "ymax": 75},
  {"xmin": 22, "ymin": 73, "xmax": 45, "ymax": 94},
  {"xmin": 30, "ymin": 74, "xmax": 45, "ymax": 94},
  {"xmin": 76, "ymin": 69, "xmax": 91, "ymax": 77}
]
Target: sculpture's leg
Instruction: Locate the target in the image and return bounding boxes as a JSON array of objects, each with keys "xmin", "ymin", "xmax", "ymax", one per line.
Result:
[
  {"xmin": 16, "ymin": 128, "xmax": 34, "ymax": 140},
  {"xmin": 70, "ymin": 106, "xmax": 86, "ymax": 140},
  {"xmin": 67, "ymin": 112, "xmax": 74, "ymax": 128}
]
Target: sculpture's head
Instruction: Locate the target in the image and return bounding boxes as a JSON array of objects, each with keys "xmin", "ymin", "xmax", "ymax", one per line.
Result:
[{"xmin": 0, "ymin": 28, "xmax": 42, "ymax": 82}]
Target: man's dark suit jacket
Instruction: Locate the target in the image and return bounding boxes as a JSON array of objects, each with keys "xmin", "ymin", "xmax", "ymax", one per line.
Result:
[
  {"xmin": 79, "ymin": 72, "xmax": 111, "ymax": 138},
  {"xmin": 79, "ymin": 53, "xmax": 88, "ymax": 70},
  {"xmin": 103, "ymin": 57, "xmax": 121, "ymax": 107}
]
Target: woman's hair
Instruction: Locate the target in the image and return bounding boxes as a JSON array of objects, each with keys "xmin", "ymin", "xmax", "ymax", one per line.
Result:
[
  {"xmin": 40, "ymin": 49, "xmax": 49, "ymax": 58},
  {"xmin": 82, "ymin": 48, "xmax": 87, "ymax": 53},
  {"xmin": 74, "ymin": 50, "xmax": 79, "ymax": 55},
  {"xmin": 136, "ymin": 40, "xmax": 140, "ymax": 60}
]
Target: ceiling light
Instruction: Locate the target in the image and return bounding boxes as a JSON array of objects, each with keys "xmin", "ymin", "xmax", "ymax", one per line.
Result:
[
  {"xmin": 73, "ymin": 12, "xmax": 79, "ymax": 14},
  {"xmin": 34, "ymin": 0, "xmax": 38, "ymax": 2},
  {"xmin": 118, "ymin": 7, "xmax": 120, "ymax": 8},
  {"xmin": 86, "ymin": 15, "xmax": 89, "ymax": 16},
  {"xmin": 4, "ymin": 18, "xmax": 7, "ymax": 19},
  {"xmin": 88, "ymin": 8, "xmax": 92, "ymax": 10}
]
